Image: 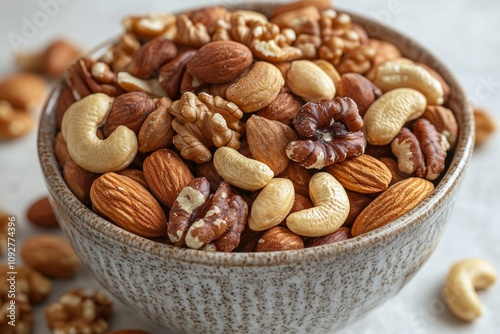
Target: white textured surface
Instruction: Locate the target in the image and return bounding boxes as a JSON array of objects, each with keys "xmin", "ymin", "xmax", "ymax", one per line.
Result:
[{"xmin": 0, "ymin": 0, "xmax": 499, "ymax": 333}]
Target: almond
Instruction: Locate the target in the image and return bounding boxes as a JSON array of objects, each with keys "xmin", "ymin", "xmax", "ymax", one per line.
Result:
[
  {"xmin": 137, "ymin": 97, "xmax": 174, "ymax": 153},
  {"xmin": 27, "ymin": 196, "xmax": 59, "ymax": 228},
  {"xmin": 277, "ymin": 161, "xmax": 311, "ymax": 197},
  {"xmin": 102, "ymin": 91, "xmax": 157, "ymax": 137},
  {"xmin": 20, "ymin": 234, "xmax": 80, "ymax": 279},
  {"xmin": 246, "ymin": 115, "xmax": 297, "ymax": 175},
  {"xmin": 256, "ymin": 92, "xmax": 302, "ymax": 126},
  {"xmin": 143, "ymin": 149, "xmax": 194, "ymax": 207},
  {"xmin": 63, "ymin": 159, "xmax": 99, "ymax": 206},
  {"xmin": 0, "ymin": 73, "xmax": 47, "ymax": 110},
  {"xmin": 351, "ymin": 177, "xmax": 434, "ymax": 236},
  {"xmin": 90, "ymin": 172, "xmax": 167, "ymax": 237},
  {"xmin": 326, "ymin": 154, "xmax": 392, "ymax": 194},
  {"xmin": 187, "ymin": 40, "xmax": 253, "ymax": 84},
  {"xmin": 337, "ymin": 73, "xmax": 382, "ymax": 117},
  {"xmin": 255, "ymin": 226, "xmax": 304, "ymax": 252}
]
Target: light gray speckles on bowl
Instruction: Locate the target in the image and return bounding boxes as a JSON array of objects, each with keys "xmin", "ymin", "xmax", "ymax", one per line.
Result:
[{"xmin": 37, "ymin": 3, "xmax": 474, "ymax": 334}]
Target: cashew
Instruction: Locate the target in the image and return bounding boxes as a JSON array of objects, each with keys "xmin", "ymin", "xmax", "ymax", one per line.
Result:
[
  {"xmin": 373, "ymin": 60, "xmax": 444, "ymax": 105},
  {"xmin": 213, "ymin": 147, "xmax": 274, "ymax": 191},
  {"xmin": 248, "ymin": 178, "xmax": 295, "ymax": 231},
  {"xmin": 443, "ymin": 258, "xmax": 497, "ymax": 322},
  {"xmin": 363, "ymin": 88, "xmax": 427, "ymax": 145},
  {"xmin": 226, "ymin": 61, "xmax": 284, "ymax": 113},
  {"xmin": 286, "ymin": 172, "xmax": 349, "ymax": 237},
  {"xmin": 286, "ymin": 60, "xmax": 335, "ymax": 102},
  {"xmin": 117, "ymin": 71, "xmax": 166, "ymax": 98},
  {"xmin": 61, "ymin": 93, "xmax": 138, "ymax": 173}
]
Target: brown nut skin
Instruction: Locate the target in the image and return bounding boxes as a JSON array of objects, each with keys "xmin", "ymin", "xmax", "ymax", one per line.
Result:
[
  {"xmin": 187, "ymin": 40, "xmax": 253, "ymax": 84},
  {"xmin": 343, "ymin": 191, "xmax": 372, "ymax": 227},
  {"xmin": 126, "ymin": 36, "xmax": 178, "ymax": 79},
  {"xmin": 305, "ymin": 227, "xmax": 352, "ymax": 248},
  {"xmin": 143, "ymin": 149, "xmax": 194, "ymax": 207},
  {"xmin": 257, "ymin": 92, "xmax": 302, "ymax": 126},
  {"xmin": 255, "ymin": 226, "xmax": 304, "ymax": 252},
  {"xmin": 277, "ymin": 161, "xmax": 311, "ymax": 197},
  {"xmin": 102, "ymin": 91, "xmax": 157, "ymax": 138},
  {"xmin": 90, "ymin": 172, "xmax": 168, "ymax": 238},
  {"xmin": 26, "ymin": 196, "xmax": 59, "ymax": 228},
  {"xmin": 20, "ymin": 234, "xmax": 80, "ymax": 279},
  {"xmin": 0, "ymin": 73, "xmax": 47, "ymax": 110},
  {"xmin": 337, "ymin": 73, "xmax": 382, "ymax": 117}
]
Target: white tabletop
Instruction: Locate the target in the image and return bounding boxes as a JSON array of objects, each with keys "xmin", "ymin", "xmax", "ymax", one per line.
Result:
[{"xmin": 0, "ymin": 0, "xmax": 499, "ymax": 333}]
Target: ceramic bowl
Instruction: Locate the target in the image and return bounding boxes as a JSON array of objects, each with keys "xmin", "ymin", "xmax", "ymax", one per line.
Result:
[{"xmin": 38, "ymin": 3, "xmax": 474, "ymax": 334}]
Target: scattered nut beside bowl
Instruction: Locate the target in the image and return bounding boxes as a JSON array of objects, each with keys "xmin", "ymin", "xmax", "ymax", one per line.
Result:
[{"xmin": 38, "ymin": 1, "xmax": 474, "ymax": 333}]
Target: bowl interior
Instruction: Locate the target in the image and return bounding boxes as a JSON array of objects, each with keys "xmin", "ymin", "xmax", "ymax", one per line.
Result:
[{"xmin": 37, "ymin": 4, "xmax": 475, "ymax": 267}]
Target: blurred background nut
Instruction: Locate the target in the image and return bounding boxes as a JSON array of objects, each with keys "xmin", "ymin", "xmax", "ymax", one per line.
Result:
[
  {"xmin": 443, "ymin": 258, "xmax": 497, "ymax": 322},
  {"xmin": 0, "ymin": 73, "xmax": 47, "ymax": 111},
  {"xmin": 26, "ymin": 196, "xmax": 59, "ymax": 228},
  {"xmin": 0, "ymin": 263, "xmax": 52, "ymax": 304},
  {"xmin": 107, "ymin": 331, "xmax": 149, "ymax": 334},
  {"xmin": 45, "ymin": 289, "xmax": 112, "ymax": 334},
  {"xmin": 0, "ymin": 210, "xmax": 8, "ymax": 255},
  {"xmin": 0, "ymin": 100, "xmax": 34, "ymax": 140},
  {"xmin": 20, "ymin": 234, "xmax": 80, "ymax": 279},
  {"xmin": 473, "ymin": 106, "xmax": 496, "ymax": 147},
  {"xmin": 15, "ymin": 39, "xmax": 82, "ymax": 78},
  {"xmin": 0, "ymin": 295, "xmax": 33, "ymax": 334}
]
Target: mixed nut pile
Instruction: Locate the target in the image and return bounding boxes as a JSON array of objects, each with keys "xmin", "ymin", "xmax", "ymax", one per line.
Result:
[{"xmin": 53, "ymin": 0, "xmax": 460, "ymax": 252}]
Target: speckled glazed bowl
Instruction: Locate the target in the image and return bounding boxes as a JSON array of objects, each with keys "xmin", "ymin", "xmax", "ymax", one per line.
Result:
[{"xmin": 38, "ymin": 3, "xmax": 474, "ymax": 334}]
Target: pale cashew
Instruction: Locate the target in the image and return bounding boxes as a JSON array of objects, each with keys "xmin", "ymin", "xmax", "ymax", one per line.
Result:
[
  {"xmin": 443, "ymin": 258, "xmax": 497, "ymax": 322},
  {"xmin": 286, "ymin": 172, "xmax": 349, "ymax": 237},
  {"xmin": 373, "ymin": 59, "xmax": 444, "ymax": 105},
  {"xmin": 61, "ymin": 93, "xmax": 138, "ymax": 173},
  {"xmin": 213, "ymin": 146, "xmax": 274, "ymax": 191},
  {"xmin": 248, "ymin": 178, "xmax": 295, "ymax": 231},
  {"xmin": 286, "ymin": 60, "xmax": 335, "ymax": 102},
  {"xmin": 363, "ymin": 88, "xmax": 427, "ymax": 145}
]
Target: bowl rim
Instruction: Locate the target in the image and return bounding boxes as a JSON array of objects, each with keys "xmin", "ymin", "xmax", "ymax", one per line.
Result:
[{"xmin": 37, "ymin": 5, "xmax": 475, "ymax": 267}]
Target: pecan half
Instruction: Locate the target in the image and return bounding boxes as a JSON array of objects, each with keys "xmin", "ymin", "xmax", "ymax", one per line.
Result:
[
  {"xmin": 286, "ymin": 97, "xmax": 366, "ymax": 169},
  {"xmin": 185, "ymin": 182, "xmax": 235, "ymax": 250},
  {"xmin": 167, "ymin": 177, "xmax": 211, "ymax": 246},
  {"xmin": 65, "ymin": 58, "xmax": 122, "ymax": 99}
]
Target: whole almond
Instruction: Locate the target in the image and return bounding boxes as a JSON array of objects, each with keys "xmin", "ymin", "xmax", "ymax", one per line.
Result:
[
  {"xmin": 20, "ymin": 234, "xmax": 80, "ymax": 279},
  {"xmin": 126, "ymin": 36, "xmax": 178, "ymax": 79},
  {"xmin": 326, "ymin": 154, "xmax": 392, "ymax": 194},
  {"xmin": 143, "ymin": 149, "xmax": 194, "ymax": 207},
  {"xmin": 90, "ymin": 172, "xmax": 167, "ymax": 237},
  {"xmin": 27, "ymin": 196, "xmax": 59, "ymax": 228},
  {"xmin": 337, "ymin": 73, "xmax": 382, "ymax": 117},
  {"xmin": 138, "ymin": 97, "xmax": 175, "ymax": 153},
  {"xmin": 246, "ymin": 115, "xmax": 297, "ymax": 175},
  {"xmin": 187, "ymin": 40, "xmax": 253, "ymax": 84},
  {"xmin": 351, "ymin": 177, "xmax": 435, "ymax": 236}
]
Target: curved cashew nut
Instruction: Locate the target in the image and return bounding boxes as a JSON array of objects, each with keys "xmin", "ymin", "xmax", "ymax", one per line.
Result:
[
  {"xmin": 363, "ymin": 88, "xmax": 427, "ymax": 145},
  {"xmin": 443, "ymin": 258, "xmax": 497, "ymax": 322},
  {"xmin": 213, "ymin": 146, "xmax": 274, "ymax": 191},
  {"xmin": 286, "ymin": 60, "xmax": 335, "ymax": 102},
  {"xmin": 286, "ymin": 172, "xmax": 349, "ymax": 237},
  {"xmin": 248, "ymin": 178, "xmax": 295, "ymax": 231},
  {"xmin": 61, "ymin": 93, "xmax": 138, "ymax": 173},
  {"xmin": 373, "ymin": 60, "xmax": 444, "ymax": 105}
]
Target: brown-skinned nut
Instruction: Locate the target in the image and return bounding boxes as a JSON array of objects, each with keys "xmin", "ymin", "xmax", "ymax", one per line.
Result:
[
  {"xmin": 196, "ymin": 161, "xmax": 224, "ymax": 193},
  {"xmin": 55, "ymin": 86, "xmax": 77, "ymax": 130},
  {"xmin": 138, "ymin": 97, "xmax": 174, "ymax": 153},
  {"xmin": 413, "ymin": 118, "xmax": 450, "ymax": 180},
  {"xmin": 26, "ymin": 196, "xmax": 59, "ymax": 228},
  {"xmin": 344, "ymin": 191, "xmax": 372, "ymax": 226},
  {"xmin": 63, "ymin": 159, "xmax": 99, "ymax": 206},
  {"xmin": 126, "ymin": 37, "xmax": 178, "ymax": 79},
  {"xmin": 102, "ymin": 92, "xmax": 157, "ymax": 138},
  {"xmin": 256, "ymin": 92, "xmax": 302, "ymax": 126},
  {"xmin": 277, "ymin": 161, "xmax": 311, "ymax": 197},
  {"xmin": 305, "ymin": 226, "xmax": 352, "ymax": 247},
  {"xmin": 337, "ymin": 73, "xmax": 382, "ymax": 117},
  {"xmin": 378, "ymin": 156, "xmax": 411, "ymax": 185},
  {"xmin": 246, "ymin": 115, "xmax": 297, "ymax": 175},
  {"xmin": 159, "ymin": 49, "xmax": 197, "ymax": 99},
  {"xmin": 422, "ymin": 105, "xmax": 458, "ymax": 149},
  {"xmin": 473, "ymin": 107, "xmax": 496, "ymax": 147},
  {"xmin": 255, "ymin": 226, "xmax": 304, "ymax": 252},
  {"xmin": 20, "ymin": 234, "xmax": 80, "ymax": 279}
]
